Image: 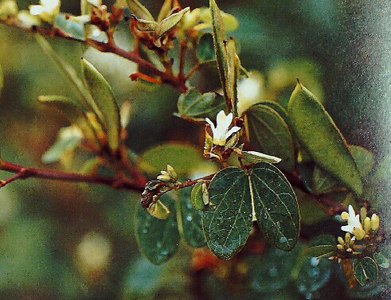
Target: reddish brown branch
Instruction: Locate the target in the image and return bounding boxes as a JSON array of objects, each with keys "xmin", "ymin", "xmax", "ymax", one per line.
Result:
[
  {"xmin": 0, "ymin": 18, "xmax": 188, "ymax": 92},
  {"xmin": 0, "ymin": 159, "xmax": 145, "ymax": 192}
]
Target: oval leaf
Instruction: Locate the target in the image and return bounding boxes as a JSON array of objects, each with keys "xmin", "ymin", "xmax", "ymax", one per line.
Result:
[
  {"xmin": 155, "ymin": 7, "xmax": 190, "ymax": 38},
  {"xmin": 250, "ymin": 163, "xmax": 299, "ymax": 251},
  {"xmin": 244, "ymin": 104, "xmax": 295, "ymax": 171},
  {"xmin": 353, "ymin": 257, "xmax": 379, "ymax": 286},
  {"xmin": 177, "ymin": 88, "xmax": 226, "ymax": 119},
  {"xmin": 202, "ymin": 167, "xmax": 252, "ymax": 260},
  {"xmin": 350, "ymin": 145, "xmax": 375, "ymax": 178},
  {"xmin": 209, "ymin": 0, "xmax": 228, "ymax": 100},
  {"xmin": 54, "ymin": 14, "xmax": 85, "ymax": 41},
  {"xmin": 288, "ymin": 82, "xmax": 363, "ymax": 195},
  {"xmin": 136, "ymin": 194, "xmax": 180, "ymax": 265},
  {"xmin": 373, "ymin": 252, "xmax": 390, "ymax": 269},
  {"xmin": 179, "ymin": 187, "xmax": 206, "ymax": 247},
  {"xmin": 81, "ymin": 58, "xmax": 121, "ymax": 152}
]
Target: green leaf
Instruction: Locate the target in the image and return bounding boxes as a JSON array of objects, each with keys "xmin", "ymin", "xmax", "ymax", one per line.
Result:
[
  {"xmin": 258, "ymin": 101, "xmax": 290, "ymax": 126},
  {"xmin": 244, "ymin": 103, "xmax": 295, "ymax": 171},
  {"xmin": 297, "ymin": 162, "xmax": 314, "ymax": 193},
  {"xmin": 196, "ymin": 33, "xmax": 216, "ymax": 62},
  {"xmin": 353, "ymin": 257, "xmax": 379, "ymax": 286},
  {"xmin": 81, "ymin": 58, "xmax": 121, "ymax": 152},
  {"xmin": 210, "ymin": 0, "xmax": 228, "ymax": 101},
  {"xmin": 155, "ymin": 7, "xmax": 190, "ymax": 38},
  {"xmin": 38, "ymin": 95, "xmax": 96, "ymax": 141},
  {"xmin": 203, "ymin": 167, "xmax": 252, "ymax": 260},
  {"xmin": 179, "ymin": 187, "xmax": 206, "ymax": 247},
  {"xmin": 303, "ymin": 245, "xmax": 334, "ymax": 258},
  {"xmin": 177, "ymin": 88, "xmax": 226, "ymax": 120},
  {"xmin": 350, "ymin": 145, "xmax": 375, "ymax": 178},
  {"xmin": 250, "ymin": 163, "xmax": 299, "ymax": 251},
  {"xmin": 312, "ymin": 145, "xmax": 374, "ymax": 193},
  {"xmin": 54, "ymin": 14, "xmax": 85, "ymax": 41},
  {"xmin": 288, "ymin": 82, "xmax": 363, "ymax": 196},
  {"xmin": 139, "ymin": 143, "xmax": 204, "ymax": 175},
  {"xmin": 303, "ymin": 234, "xmax": 336, "ymax": 258},
  {"xmin": 190, "ymin": 182, "xmax": 204, "ymax": 210},
  {"xmin": 136, "ymin": 194, "xmax": 180, "ymax": 265},
  {"xmin": 127, "ymin": 0, "xmax": 154, "ymax": 21},
  {"xmin": 295, "ymin": 256, "xmax": 332, "ymax": 296},
  {"xmin": 373, "ymin": 252, "xmax": 390, "ymax": 269},
  {"xmin": 134, "ymin": 19, "xmax": 157, "ymax": 32},
  {"xmin": 34, "ymin": 35, "xmax": 98, "ymax": 117},
  {"xmin": 41, "ymin": 127, "xmax": 82, "ymax": 164}
]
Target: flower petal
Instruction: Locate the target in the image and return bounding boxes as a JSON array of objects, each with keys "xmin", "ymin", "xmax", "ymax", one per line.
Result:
[
  {"xmin": 205, "ymin": 118, "xmax": 215, "ymax": 131},
  {"xmin": 225, "ymin": 126, "xmax": 241, "ymax": 140},
  {"xmin": 341, "ymin": 225, "xmax": 354, "ymax": 233}
]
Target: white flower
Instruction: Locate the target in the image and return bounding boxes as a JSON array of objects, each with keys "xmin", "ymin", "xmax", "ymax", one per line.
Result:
[
  {"xmin": 205, "ymin": 110, "xmax": 241, "ymax": 146},
  {"xmin": 341, "ymin": 205, "xmax": 365, "ymax": 240},
  {"xmin": 29, "ymin": 0, "xmax": 60, "ymax": 23},
  {"xmin": 341, "ymin": 205, "xmax": 362, "ymax": 233}
]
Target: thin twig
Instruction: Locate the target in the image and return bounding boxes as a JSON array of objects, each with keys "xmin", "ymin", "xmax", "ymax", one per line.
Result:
[
  {"xmin": 0, "ymin": 159, "xmax": 145, "ymax": 192},
  {"xmin": 0, "ymin": 18, "xmax": 188, "ymax": 92}
]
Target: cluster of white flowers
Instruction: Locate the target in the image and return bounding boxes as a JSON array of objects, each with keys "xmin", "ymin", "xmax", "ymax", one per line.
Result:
[
  {"xmin": 340, "ymin": 205, "xmax": 379, "ymax": 240},
  {"xmin": 205, "ymin": 111, "xmax": 240, "ymax": 146}
]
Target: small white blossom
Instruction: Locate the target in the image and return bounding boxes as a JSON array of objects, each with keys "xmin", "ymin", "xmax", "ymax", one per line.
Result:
[
  {"xmin": 205, "ymin": 110, "xmax": 241, "ymax": 146},
  {"xmin": 341, "ymin": 205, "xmax": 362, "ymax": 234},
  {"xmin": 341, "ymin": 205, "xmax": 365, "ymax": 240}
]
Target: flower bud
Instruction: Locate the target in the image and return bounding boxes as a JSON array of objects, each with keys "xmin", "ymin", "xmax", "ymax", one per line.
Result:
[
  {"xmin": 166, "ymin": 164, "xmax": 178, "ymax": 182},
  {"xmin": 345, "ymin": 233, "xmax": 352, "ymax": 245},
  {"xmin": 337, "ymin": 236, "xmax": 345, "ymax": 245},
  {"xmin": 341, "ymin": 211, "xmax": 349, "ymax": 220},
  {"xmin": 360, "ymin": 207, "xmax": 367, "ymax": 222},
  {"xmin": 337, "ymin": 244, "xmax": 344, "ymax": 251},
  {"xmin": 371, "ymin": 214, "xmax": 380, "ymax": 231},
  {"xmin": 352, "ymin": 227, "xmax": 366, "ymax": 240},
  {"xmin": 364, "ymin": 217, "xmax": 371, "ymax": 232}
]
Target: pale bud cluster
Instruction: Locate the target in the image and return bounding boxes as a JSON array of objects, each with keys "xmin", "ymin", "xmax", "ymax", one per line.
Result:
[{"xmin": 157, "ymin": 164, "xmax": 178, "ymax": 183}]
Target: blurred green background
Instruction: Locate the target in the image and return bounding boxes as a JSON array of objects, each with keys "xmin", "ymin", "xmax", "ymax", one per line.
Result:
[{"xmin": 0, "ymin": 0, "xmax": 390, "ymax": 299}]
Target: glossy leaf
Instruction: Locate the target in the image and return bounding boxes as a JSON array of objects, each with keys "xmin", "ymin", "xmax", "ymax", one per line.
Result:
[
  {"xmin": 244, "ymin": 103, "xmax": 295, "ymax": 171},
  {"xmin": 353, "ymin": 257, "xmax": 379, "ymax": 286},
  {"xmin": 288, "ymin": 82, "xmax": 363, "ymax": 195},
  {"xmin": 312, "ymin": 166, "xmax": 339, "ymax": 194},
  {"xmin": 136, "ymin": 194, "xmax": 180, "ymax": 265},
  {"xmin": 190, "ymin": 182, "xmax": 204, "ymax": 210},
  {"xmin": 203, "ymin": 167, "xmax": 252, "ymax": 259},
  {"xmin": 81, "ymin": 58, "xmax": 121, "ymax": 152},
  {"xmin": 38, "ymin": 95, "xmax": 96, "ymax": 141},
  {"xmin": 127, "ymin": 0, "xmax": 154, "ymax": 21},
  {"xmin": 295, "ymin": 256, "xmax": 332, "ymax": 296},
  {"xmin": 54, "ymin": 14, "xmax": 85, "ymax": 41},
  {"xmin": 139, "ymin": 143, "xmax": 204, "ymax": 175},
  {"xmin": 196, "ymin": 33, "xmax": 216, "ymax": 62},
  {"xmin": 177, "ymin": 88, "xmax": 226, "ymax": 120},
  {"xmin": 250, "ymin": 163, "xmax": 299, "ymax": 251},
  {"xmin": 179, "ymin": 187, "xmax": 206, "ymax": 247},
  {"xmin": 210, "ymin": 0, "xmax": 228, "ymax": 100},
  {"xmin": 155, "ymin": 7, "xmax": 190, "ymax": 38}
]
